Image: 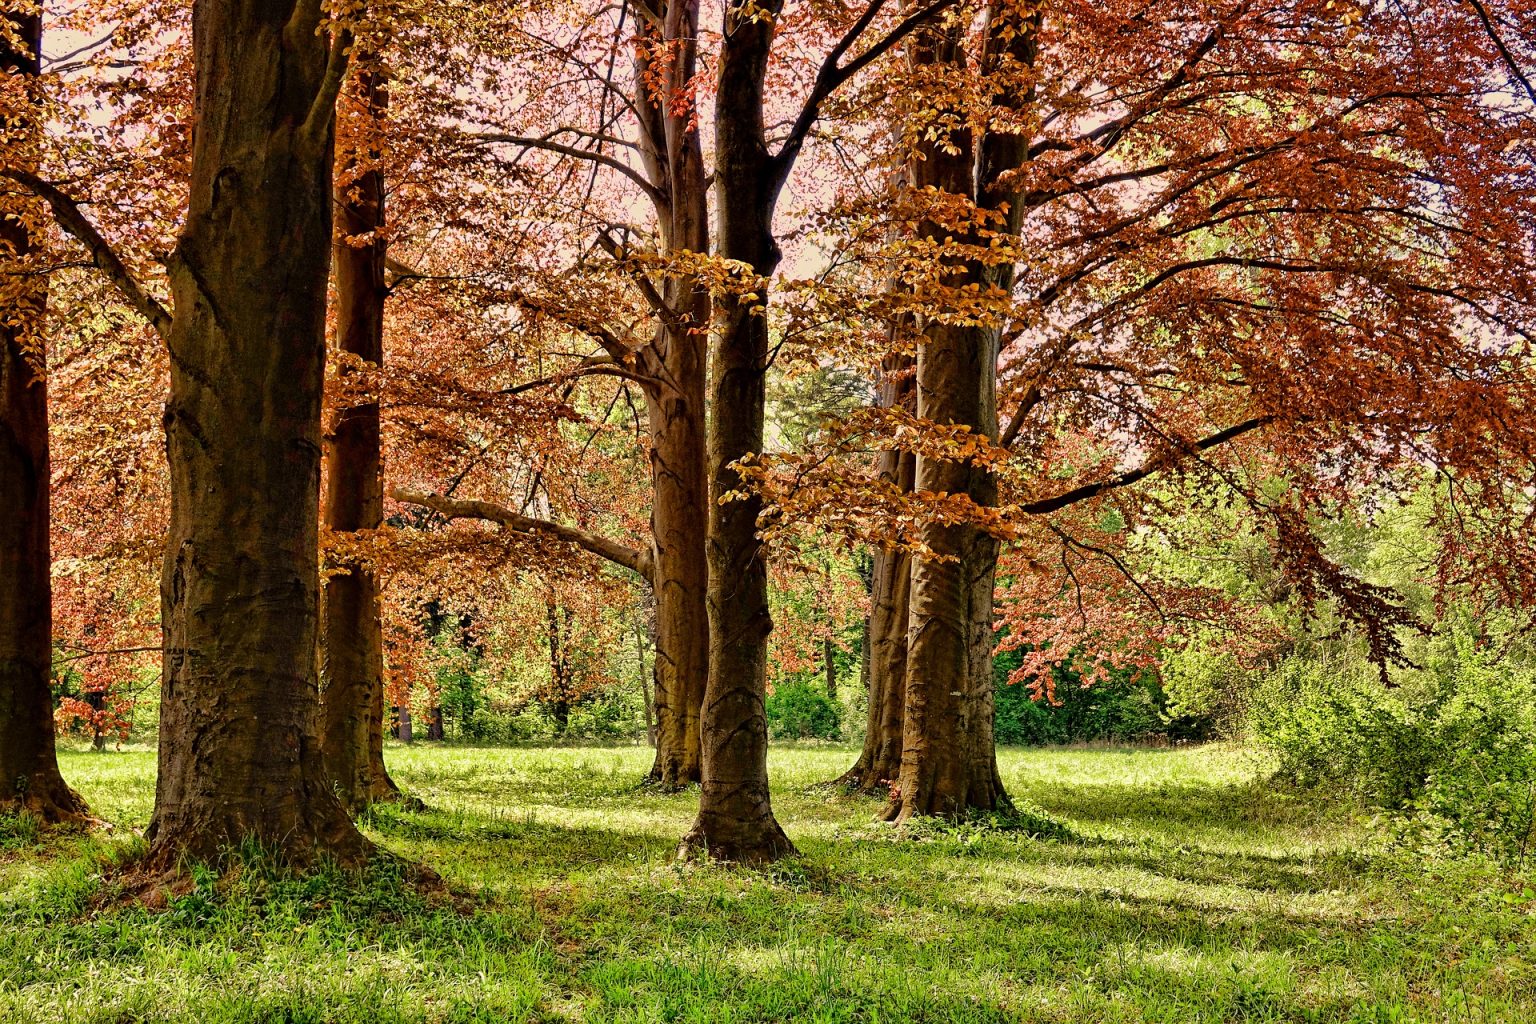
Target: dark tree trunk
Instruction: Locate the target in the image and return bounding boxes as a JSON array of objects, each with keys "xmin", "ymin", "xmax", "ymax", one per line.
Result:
[
  {"xmin": 146, "ymin": 0, "xmax": 371, "ymax": 870},
  {"xmin": 636, "ymin": 0, "xmax": 710, "ymax": 789},
  {"xmin": 824, "ymin": 638, "xmax": 837, "ymax": 701},
  {"xmin": 425, "ymin": 706, "xmax": 444, "ymax": 741},
  {"xmin": 0, "ymin": 9, "xmax": 90, "ymax": 825},
  {"xmin": 397, "ymin": 703, "xmax": 412, "ymax": 743},
  {"xmin": 680, "ymin": 0, "xmax": 794, "ymax": 864},
  {"xmin": 321, "ymin": 61, "xmax": 403, "ymax": 813}
]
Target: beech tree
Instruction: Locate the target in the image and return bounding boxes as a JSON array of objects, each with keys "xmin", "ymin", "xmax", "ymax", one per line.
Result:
[
  {"xmin": 321, "ymin": 54, "xmax": 406, "ymax": 812},
  {"xmin": 750, "ymin": 0, "xmax": 1536, "ymax": 820},
  {"xmin": 0, "ymin": 5, "xmax": 89, "ymax": 825},
  {"xmin": 13, "ymin": 0, "xmax": 376, "ymax": 866}
]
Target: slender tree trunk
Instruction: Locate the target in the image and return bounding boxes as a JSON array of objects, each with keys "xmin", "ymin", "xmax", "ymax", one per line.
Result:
[
  {"xmin": 321, "ymin": 61, "xmax": 403, "ymax": 813},
  {"xmin": 680, "ymin": 0, "xmax": 795, "ymax": 864},
  {"xmin": 836, "ymin": 360, "xmax": 914, "ymax": 793},
  {"xmin": 397, "ymin": 703, "xmax": 412, "ymax": 743},
  {"xmin": 824, "ymin": 638, "xmax": 837, "ymax": 701},
  {"xmin": 636, "ymin": 0, "xmax": 710, "ymax": 789},
  {"xmin": 0, "ymin": 9, "xmax": 89, "ymax": 825},
  {"xmin": 146, "ymin": 0, "xmax": 371, "ymax": 870}
]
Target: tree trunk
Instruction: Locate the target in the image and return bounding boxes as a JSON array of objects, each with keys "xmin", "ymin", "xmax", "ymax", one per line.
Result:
[
  {"xmin": 836, "ymin": 360, "xmax": 914, "ymax": 794},
  {"xmin": 146, "ymin": 0, "xmax": 371, "ymax": 870},
  {"xmin": 397, "ymin": 702, "xmax": 412, "ymax": 743},
  {"xmin": 426, "ymin": 705, "xmax": 444, "ymax": 741},
  {"xmin": 680, "ymin": 0, "xmax": 794, "ymax": 863},
  {"xmin": 636, "ymin": 0, "xmax": 710, "ymax": 789},
  {"xmin": 824, "ymin": 638, "xmax": 837, "ymax": 701},
  {"xmin": 321, "ymin": 61, "xmax": 403, "ymax": 813},
  {"xmin": 0, "ymin": 9, "xmax": 90, "ymax": 826}
]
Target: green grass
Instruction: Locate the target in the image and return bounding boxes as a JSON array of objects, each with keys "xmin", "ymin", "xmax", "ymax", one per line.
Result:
[{"xmin": 2, "ymin": 743, "xmax": 1531, "ymax": 1022}]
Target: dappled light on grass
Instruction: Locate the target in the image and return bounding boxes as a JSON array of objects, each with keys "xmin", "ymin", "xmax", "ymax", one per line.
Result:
[{"xmin": 2, "ymin": 742, "xmax": 1532, "ymax": 1022}]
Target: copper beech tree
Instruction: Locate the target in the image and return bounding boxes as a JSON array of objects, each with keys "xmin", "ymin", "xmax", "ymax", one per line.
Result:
[
  {"xmin": 749, "ymin": 0, "xmax": 1536, "ymax": 819},
  {"xmin": 0, "ymin": 6, "xmax": 88, "ymax": 824},
  {"xmin": 10, "ymin": 0, "xmax": 375, "ymax": 866}
]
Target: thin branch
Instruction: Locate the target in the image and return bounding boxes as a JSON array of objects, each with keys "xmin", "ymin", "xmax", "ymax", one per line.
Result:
[{"xmin": 1020, "ymin": 416, "xmax": 1273, "ymax": 515}]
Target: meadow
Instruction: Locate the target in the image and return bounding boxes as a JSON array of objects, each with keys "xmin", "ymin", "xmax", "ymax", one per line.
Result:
[{"xmin": 1, "ymin": 743, "xmax": 1531, "ymax": 1023}]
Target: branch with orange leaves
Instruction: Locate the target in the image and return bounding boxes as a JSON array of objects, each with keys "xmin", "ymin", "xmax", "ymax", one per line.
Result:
[{"xmin": 2, "ymin": 169, "xmax": 172, "ymax": 340}]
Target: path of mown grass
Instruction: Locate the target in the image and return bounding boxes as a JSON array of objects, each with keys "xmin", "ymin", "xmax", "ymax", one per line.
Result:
[{"xmin": 1, "ymin": 743, "xmax": 1530, "ymax": 1023}]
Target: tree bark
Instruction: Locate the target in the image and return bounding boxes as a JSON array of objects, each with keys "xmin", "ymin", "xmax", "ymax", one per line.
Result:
[
  {"xmin": 146, "ymin": 0, "xmax": 371, "ymax": 870},
  {"xmin": 0, "ymin": 10, "xmax": 90, "ymax": 826},
  {"xmin": 885, "ymin": 1, "xmax": 1039, "ymax": 822},
  {"xmin": 321, "ymin": 61, "xmax": 403, "ymax": 813},
  {"xmin": 679, "ymin": 0, "xmax": 795, "ymax": 864},
  {"xmin": 635, "ymin": 0, "xmax": 710, "ymax": 789},
  {"xmin": 836, "ymin": 360, "xmax": 914, "ymax": 794},
  {"xmin": 824, "ymin": 637, "xmax": 837, "ymax": 701}
]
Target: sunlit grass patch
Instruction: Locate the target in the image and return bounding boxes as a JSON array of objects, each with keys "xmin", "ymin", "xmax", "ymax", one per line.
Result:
[{"xmin": 2, "ymin": 741, "xmax": 1531, "ymax": 1022}]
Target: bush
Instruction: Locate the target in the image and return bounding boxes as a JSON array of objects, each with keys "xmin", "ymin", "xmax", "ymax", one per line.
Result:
[
  {"xmin": 992, "ymin": 647, "xmax": 1203, "ymax": 746},
  {"xmin": 1249, "ymin": 625, "xmax": 1536, "ymax": 866},
  {"xmin": 766, "ymin": 680, "xmax": 842, "ymax": 740}
]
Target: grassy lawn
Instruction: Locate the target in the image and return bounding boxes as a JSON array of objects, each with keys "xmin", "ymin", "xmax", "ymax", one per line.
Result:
[{"xmin": 1, "ymin": 743, "xmax": 1530, "ymax": 1023}]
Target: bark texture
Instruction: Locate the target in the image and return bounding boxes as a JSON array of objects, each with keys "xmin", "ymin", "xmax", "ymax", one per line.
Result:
[
  {"xmin": 634, "ymin": 0, "xmax": 710, "ymax": 789},
  {"xmin": 887, "ymin": 2, "xmax": 1039, "ymax": 822},
  {"xmin": 837, "ymin": 363, "xmax": 914, "ymax": 794},
  {"xmin": 679, "ymin": 0, "xmax": 794, "ymax": 863},
  {"xmin": 321, "ymin": 63, "xmax": 403, "ymax": 813},
  {"xmin": 0, "ymin": 11, "xmax": 89, "ymax": 825},
  {"xmin": 147, "ymin": 0, "xmax": 370, "ymax": 869}
]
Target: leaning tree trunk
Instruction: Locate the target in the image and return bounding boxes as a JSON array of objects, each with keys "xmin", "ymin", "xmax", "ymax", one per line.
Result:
[
  {"xmin": 146, "ymin": 0, "xmax": 371, "ymax": 870},
  {"xmin": 637, "ymin": 0, "xmax": 710, "ymax": 789},
  {"xmin": 679, "ymin": 0, "xmax": 794, "ymax": 863},
  {"xmin": 0, "ymin": 9, "xmax": 89, "ymax": 825},
  {"xmin": 321, "ymin": 61, "xmax": 404, "ymax": 813}
]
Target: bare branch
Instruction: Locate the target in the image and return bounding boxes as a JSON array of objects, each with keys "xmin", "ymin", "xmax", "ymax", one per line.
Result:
[{"xmin": 391, "ymin": 488, "xmax": 654, "ymax": 582}]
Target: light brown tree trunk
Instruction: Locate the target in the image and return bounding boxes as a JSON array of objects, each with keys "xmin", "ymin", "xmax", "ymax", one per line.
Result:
[
  {"xmin": 320, "ymin": 62, "xmax": 403, "ymax": 813},
  {"xmin": 146, "ymin": 0, "xmax": 371, "ymax": 870},
  {"xmin": 0, "ymin": 10, "xmax": 89, "ymax": 826},
  {"xmin": 680, "ymin": 0, "xmax": 794, "ymax": 863},
  {"xmin": 885, "ymin": 2, "xmax": 1039, "ymax": 822},
  {"xmin": 636, "ymin": 0, "xmax": 710, "ymax": 789}
]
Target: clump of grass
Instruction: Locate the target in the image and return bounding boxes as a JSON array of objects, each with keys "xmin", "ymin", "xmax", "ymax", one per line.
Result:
[{"xmin": 0, "ymin": 812, "xmax": 42, "ymax": 852}]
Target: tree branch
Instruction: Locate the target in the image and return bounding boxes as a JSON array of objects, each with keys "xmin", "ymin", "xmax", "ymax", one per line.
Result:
[
  {"xmin": 2, "ymin": 169, "xmax": 172, "ymax": 340},
  {"xmin": 1019, "ymin": 416, "xmax": 1272, "ymax": 515},
  {"xmin": 390, "ymin": 488, "xmax": 654, "ymax": 582}
]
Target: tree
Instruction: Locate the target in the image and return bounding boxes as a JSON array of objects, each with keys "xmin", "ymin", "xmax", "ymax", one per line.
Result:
[
  {"xmin": 0, "ymin": 5, "xmax": 89, "ymax": 825},
  {"xmin": 321, "ymin": 54, "xmax": 405, "ymax": 812},
  {"xmin": 16, "ymin": 0, "xmax": 378, "ymax": 868},
  {"xmin": 747, "ymin": 0, "xmax": 1536, "ymax": 821}
]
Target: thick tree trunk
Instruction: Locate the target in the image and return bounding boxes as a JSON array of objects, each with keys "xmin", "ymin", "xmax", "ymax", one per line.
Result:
[
  {"xmin": 889, "ymin": 326, "xmax": 1009, "ymax": 821},
  {"xmin": 680, "ymin": 0, "xmax": 794, "ymax": 863},
  {"xmin": 885, "ymin": 6, "xmax": 1039, "ymax": 822},
  {"xmin": 0, "ymin": 11, "xmax": 89, "ymax": 826},
  {"xmin": 321, "ymin": 63, "xmax": 402, "ymax": 813},
  {"xmin": 637, "ymin": 0, "xmax": 710, "ymax": 789},
  {"xmin": 146, "ymin": 0, "xmax": 371, "ymax": 870},
  {"xmin": 643, "ymin": 388, "xmax": 707, "ymax": 787}
]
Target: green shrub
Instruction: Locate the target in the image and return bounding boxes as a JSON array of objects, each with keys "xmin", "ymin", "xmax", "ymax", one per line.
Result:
[
  {"xmin": 1249, "ymin": 624, "xmax": 1536, "ymax": 866},
  {"xmin": 765, "ymin": 680, "xmax": 842, "ymax": 740}
]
